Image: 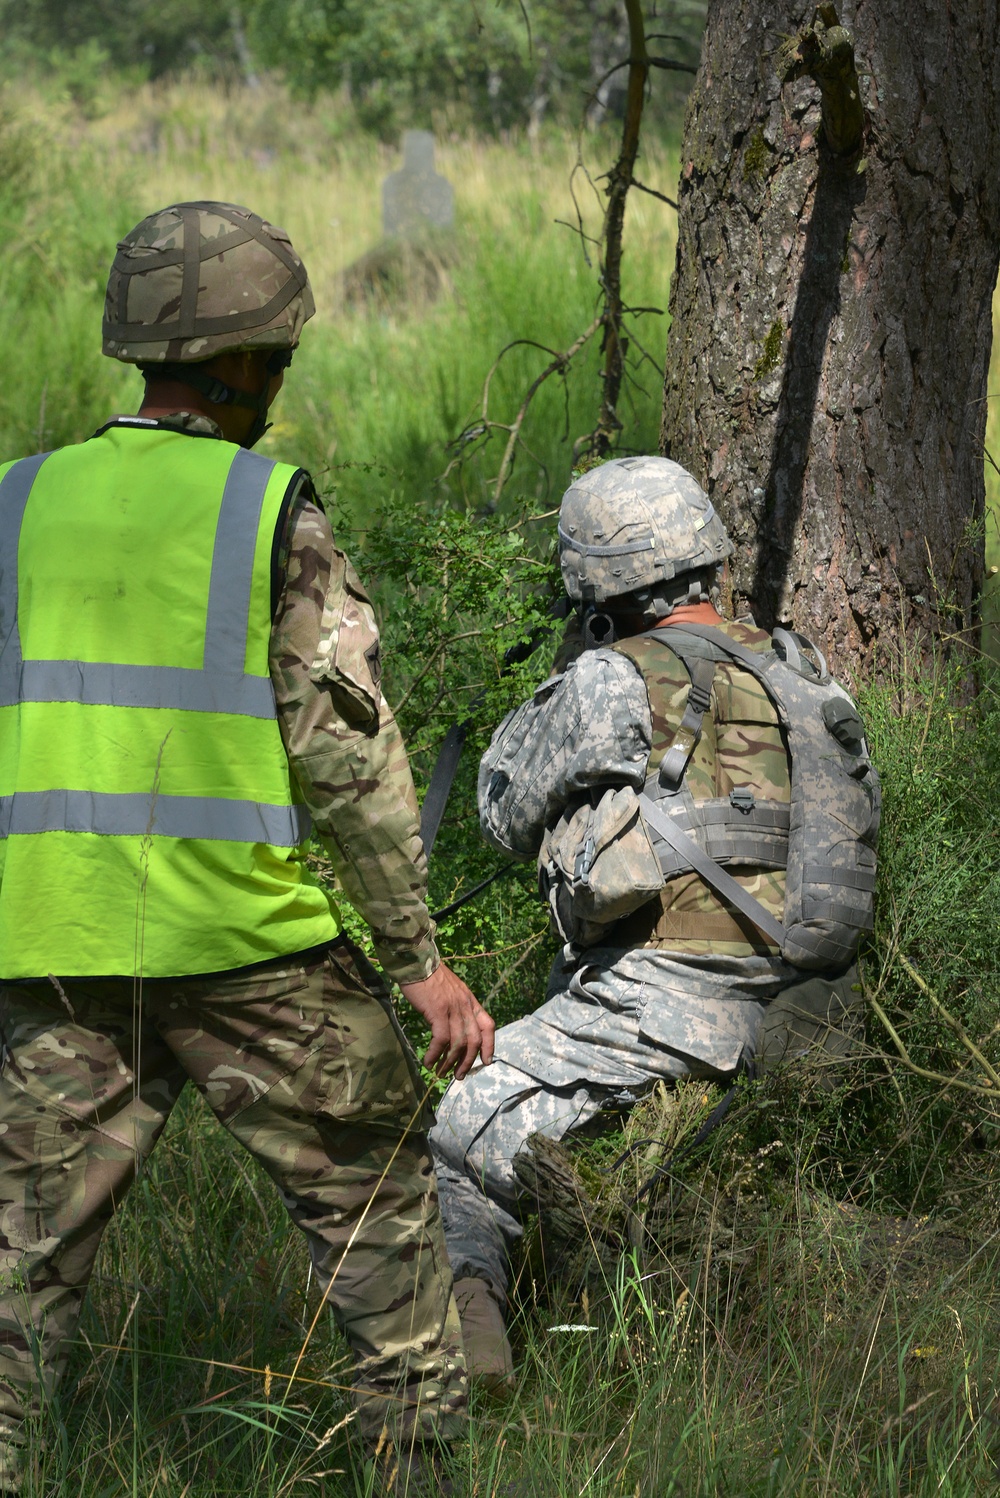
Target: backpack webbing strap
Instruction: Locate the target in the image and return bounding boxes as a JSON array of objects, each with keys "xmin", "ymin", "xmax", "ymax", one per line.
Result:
[
  {"xmin": 654, "ymin": 621, "xmax": 776, "ymax": 677},
  {"xmin": 639, "ymin": 792, "xmax": 787, "ymax": 949},
  {"xmin": 656, "ymin": 655, "xmax": 716, "ymax": 793}
]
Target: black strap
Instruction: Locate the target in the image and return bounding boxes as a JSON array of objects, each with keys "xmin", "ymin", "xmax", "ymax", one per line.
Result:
[
  {"xmin": 430, "ymin": 860, "xmax": 518, "ymax": 922},
  {"xmin": 419, "ymin": 721, "xmax": 468, "ymax": 857}
]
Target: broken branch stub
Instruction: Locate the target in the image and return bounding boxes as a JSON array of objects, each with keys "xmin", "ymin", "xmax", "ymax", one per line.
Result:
[{"xmin": 779, "ymin": 4, "xmax": 864, "ymax": 158}]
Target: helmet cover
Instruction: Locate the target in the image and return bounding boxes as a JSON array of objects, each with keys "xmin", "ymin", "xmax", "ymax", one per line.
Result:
[
  {"xmin": 558, "ymin": 456, "xmax": 734, "ymax": 605},
  {"xmin": 103, "ymin": 200, "xmax": 314, "ymax": 364}
]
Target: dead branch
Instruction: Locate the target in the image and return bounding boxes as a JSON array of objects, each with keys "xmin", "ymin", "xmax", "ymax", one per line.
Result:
[
  {"xmin": 443, "ymin": 317, "xmax": 603, "ymax": 504},
  {"xmin": 590, "ymin": 0, "xmax": 650, "ymax": 458},
  {"xmin": 439, "ymin": 2, "xmax": 680, "ymax": 496},
  {"xmin": 630, "ymin": 178, "xmax": 679, "ymax": 209},
  {"xmin": 896, "ymin": 951, "xmax": 1000, "ymax": 1091},
  {"xmin": 482, "ymin": 930, "xmax": 546, "ymax": 1008},
  {"xmin": 778, "ymin": 3, "xmax": 864, "ymax": 158}
]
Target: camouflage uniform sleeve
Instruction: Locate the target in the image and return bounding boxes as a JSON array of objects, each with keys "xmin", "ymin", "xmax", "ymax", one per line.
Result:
[
  {"xmin": 269, "ymin": 490, "xmax": 440, "ymax": 986},
  {"xmin": 477, "ymin": 648, "xmax": 652, "ymax": 860}
]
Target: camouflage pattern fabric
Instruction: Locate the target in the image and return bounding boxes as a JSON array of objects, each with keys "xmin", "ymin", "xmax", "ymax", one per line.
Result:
[
  {"xmin": 272, "ymin": 485, "xmax": 439, "ymax": 986},
  {"xmin": 104, "ymin": 202, "xmax": 314, "ymax": 364},
  {"xmin": 480, "ymin": 620, "xmax": 789, "ymax": 956},
  {"xmin": 0, "ymin": 938, "xmax": 467, "ymax": 1478},
  {"xmin": 438, "ymin": 614, "xmax": 848, "ymax": 1298},
  {"xmin": 431, "ymin": 943, "xmax": 803, "ymax": 1295},
  {"xmin": 613, "ymin": 621, "xmax": 789, "ymax": 956},
  {"xmin": 557, "ymin": 457, "xmax": 732, "ymax": 605},
  {"xmin": 478, "ymin": 647, "xmax": 652, "ymax": 860}
]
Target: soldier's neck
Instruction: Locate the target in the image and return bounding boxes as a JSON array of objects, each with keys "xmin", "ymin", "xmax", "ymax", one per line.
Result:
[
  {"xmin": 138, "ymin": 381, "xmax": 251, "ymax": 445},
  {"xmin": 656, "ymin": 602, "xmax": 726, "ymax": 628}
]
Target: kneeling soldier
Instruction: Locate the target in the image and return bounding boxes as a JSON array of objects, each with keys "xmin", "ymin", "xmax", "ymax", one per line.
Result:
[{"xmin": 430, "ymin": 457, "xmax": 878, "ymax": 1383}]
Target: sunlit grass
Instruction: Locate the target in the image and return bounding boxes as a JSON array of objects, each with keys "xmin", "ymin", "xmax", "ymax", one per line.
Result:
[{"xmin": 0, "ymin": 76, "xmax": 677, "ymax": 521}]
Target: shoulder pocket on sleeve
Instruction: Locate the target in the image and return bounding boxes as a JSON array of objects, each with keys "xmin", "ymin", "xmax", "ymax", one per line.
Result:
[{"xmin": 309, "ymin": 551, "xmax": 383, "ymax": 730}]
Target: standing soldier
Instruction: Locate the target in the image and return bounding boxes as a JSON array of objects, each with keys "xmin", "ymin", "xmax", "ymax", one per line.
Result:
[
  {"xmin": 0, "ymin": 202, "xmax": 493, "ymax": 1493},
  {"xmin": 430, "ymin": 457, "xmax": 878, "ymax": 1385}
]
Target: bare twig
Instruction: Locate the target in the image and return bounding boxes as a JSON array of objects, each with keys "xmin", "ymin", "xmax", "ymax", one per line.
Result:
[
  {"xmin": 647, "ymin": 55, "xmax": 697, "ymax": 75},
  {"xmin": 439, "ymin": 2, "xmax": 681, "ymax": 495},
  {"xmin": 442, "ymin": 317, "xmax": 603, "ymax": 504},
  {"xmin": 896, "ymin": 951, "xmax": 1000, "ymax": 1091},
  {"xmin": 868, "ymin": 992, "xmax": 1000, "ymax": 1100},
  {"xmin": 394, "ymin": 627, "xmax": 493, "ymax": 713},
  {"xmin": 482, "ymin": 931, "xmax": 546, "ymax": 1009},
  {"xmin": 490, "ymin": 337, "xmax": 597, "ymax": 500},
  {"xmin": 590, "ymin": 0, "xmax": 651, "ymax": 458},
  {"xmin": 630, "ymin": 177, "xmax": 679, "ymax": 209}
]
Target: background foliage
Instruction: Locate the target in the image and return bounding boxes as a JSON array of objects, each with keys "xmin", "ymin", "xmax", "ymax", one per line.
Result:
[{"xmin": 0, "ymin": 0, "xmax": 706, "ymax": 134}]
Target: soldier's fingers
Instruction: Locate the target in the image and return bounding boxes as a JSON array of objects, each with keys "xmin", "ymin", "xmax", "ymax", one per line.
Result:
[
  {"xmin": 451, "ymin": 1016, "xmax": 482, "ymax": 1081},
  {"xmin": 424, "ymin": 1008, "xmax": 471, "ymax": 1077},
  {"xmin": 421, "ymin": 1023, "xmax": 450, "ymax": 1074},
  {"xmin": 476, "ymin": 1008, "xmax": 495, "ymax": 1067}
]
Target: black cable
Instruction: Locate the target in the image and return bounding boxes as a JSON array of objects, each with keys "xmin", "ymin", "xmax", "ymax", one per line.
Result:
[{"xmin": 430, "ymin": 861, "xmax": 519, "ymax": 923}]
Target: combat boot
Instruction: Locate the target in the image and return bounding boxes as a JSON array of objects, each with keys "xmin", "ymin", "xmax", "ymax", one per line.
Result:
[{"xmin": 453, "ymin": 1276, "xmax": 515, "ymax": 1395}]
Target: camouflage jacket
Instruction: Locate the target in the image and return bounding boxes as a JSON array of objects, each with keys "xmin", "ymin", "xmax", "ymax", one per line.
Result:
[
  {"xmin": 479, "ymin": 618, "xmax": 790, "ymax": 957},
  {"xmin": 103, "ymin": 412, "xmax": 439, "ymax": 985}
]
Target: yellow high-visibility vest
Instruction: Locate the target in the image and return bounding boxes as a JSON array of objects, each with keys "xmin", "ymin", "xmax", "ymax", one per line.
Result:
[{"xmin": 0, "ymin": 421, "xmax": 339, "ymax": 977}]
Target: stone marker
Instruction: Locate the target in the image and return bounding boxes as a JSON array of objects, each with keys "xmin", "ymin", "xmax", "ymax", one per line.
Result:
[{"xmin": 382, "ymin": 130, "xmax": 454, "ymax": 238}]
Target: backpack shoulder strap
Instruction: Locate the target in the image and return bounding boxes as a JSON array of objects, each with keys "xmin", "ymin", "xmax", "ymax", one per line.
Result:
[
  {"xmin": 617, "ymin": 628, "xmax": 718, "ymax": 795},
  {"xmin": 656, "ymin": 654, "xmax": 716, "ymax": 793}
]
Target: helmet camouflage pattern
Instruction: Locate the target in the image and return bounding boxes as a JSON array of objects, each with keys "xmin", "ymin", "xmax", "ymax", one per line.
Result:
[
  {"xmin": 103, "ymin": 201, "xmax": 315, "ymax": 364},
  {"xmin": 558, "ymin": 456, "xmax": 734, "ymax": 606}
]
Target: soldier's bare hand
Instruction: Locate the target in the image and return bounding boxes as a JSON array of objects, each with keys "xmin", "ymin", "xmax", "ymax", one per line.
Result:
[{"xmin": 400, "ymin": 963, "xmax": 495, "ymax": 1080}]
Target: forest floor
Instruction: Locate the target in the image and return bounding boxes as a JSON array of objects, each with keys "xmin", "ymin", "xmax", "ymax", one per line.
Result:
[{"xmin": 1, "ymin": 73, "xmax": 1000, "ymax": 1496}]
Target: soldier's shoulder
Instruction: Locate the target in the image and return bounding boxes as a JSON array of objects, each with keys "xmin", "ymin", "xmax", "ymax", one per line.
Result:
[{"xmin": 613, "ymin": 632, "xmax": 692, "ymax": 689}]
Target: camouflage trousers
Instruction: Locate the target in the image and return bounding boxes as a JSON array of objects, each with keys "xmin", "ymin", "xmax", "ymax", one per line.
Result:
[
  {"xmin": 431, "ymin": 945, "xmax": 858, "ymax": 1298},
  {"xmin": 0, "ymin": 936, "xmax": 467, "ymax": 1477}
]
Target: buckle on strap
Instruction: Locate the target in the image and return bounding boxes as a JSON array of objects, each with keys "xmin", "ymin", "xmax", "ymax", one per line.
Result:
[
  {"xmin": 729, "ymin": 787, "xmax": 756, "ymax": 814},
  {"xmin": 657, "ymin": 655, "xmax": 716, "ymax": 794}
]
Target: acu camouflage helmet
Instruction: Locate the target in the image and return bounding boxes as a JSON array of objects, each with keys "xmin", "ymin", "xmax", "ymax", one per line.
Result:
[
  {"xmin": 558, "ymin": 456, "xmax": 734, "ymax": 612},
  {"xmin": 103, "ymin": 201, "xmax": 314, "ymax": 364}
]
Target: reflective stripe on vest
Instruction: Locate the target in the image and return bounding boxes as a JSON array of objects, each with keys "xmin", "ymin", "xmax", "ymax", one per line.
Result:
[
  {"xmin": 0, "ymin": 444, "xmax": 311, "ymax": 846},
  {"xmin": 0, "ymin": 447, "xmax": 277, "ymax": 718},
  {"xmin": 0, "ymin": 790, "xmax": 310, "ymax": 846}
]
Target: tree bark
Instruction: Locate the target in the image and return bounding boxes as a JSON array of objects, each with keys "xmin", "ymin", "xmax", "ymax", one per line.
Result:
[{"xmin": 660, "ymin": 0, "xmax": 1000, "ymax": 672}]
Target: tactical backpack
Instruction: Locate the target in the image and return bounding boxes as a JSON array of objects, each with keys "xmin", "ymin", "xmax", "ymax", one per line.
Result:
[{"xmin": 539, "ymin": 625, "xmax": 880, "ymax": 969}]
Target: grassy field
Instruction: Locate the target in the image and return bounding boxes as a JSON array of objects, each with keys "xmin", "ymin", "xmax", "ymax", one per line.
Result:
[
  {"xmin": 1, "ymin": 74, "xmax": 1000, "ymax": 1497},
  {"xmin": 0, "ymin": 78, "xmax": 675, "ymax": 509}
]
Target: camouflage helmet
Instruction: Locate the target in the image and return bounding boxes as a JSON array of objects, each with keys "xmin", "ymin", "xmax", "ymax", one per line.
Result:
[
  {"xmin": 558, "ymin": 456, "xmax": 734, "ymax": 611},
  {"xmin": 103, "ymin": 201, "xmax": 314, "ymax": 364}
]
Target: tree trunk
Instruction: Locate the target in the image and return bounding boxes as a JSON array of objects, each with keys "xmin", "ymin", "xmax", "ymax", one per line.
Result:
[{"xmin": 660, "ymin": 0, "xmax": 1000, "ymax": 673}]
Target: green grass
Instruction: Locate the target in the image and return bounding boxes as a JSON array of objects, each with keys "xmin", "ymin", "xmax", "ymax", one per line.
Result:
[
  {"xmin": 0, "ymin": 77, "xmax": 675, "ymax": 514},
  {"xmin": 2, "ymin": 69, "xmax": 1000, "ymax": 1498},
  {"xmin": 18, "ymin": 1068, "xmax": 1000, "ymax": 1496}
]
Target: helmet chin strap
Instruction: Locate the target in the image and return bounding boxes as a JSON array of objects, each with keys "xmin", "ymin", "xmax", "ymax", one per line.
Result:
[
  {"xmin": 613, "ymin": 567, "xmax": 719, "ymax": 624},
  {"xmin": 140, "ymin": 351, "xmax": 290, "ymax": 449}
]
